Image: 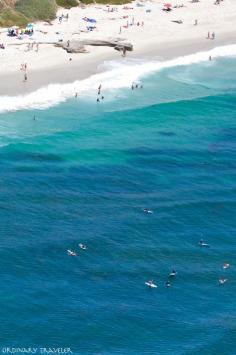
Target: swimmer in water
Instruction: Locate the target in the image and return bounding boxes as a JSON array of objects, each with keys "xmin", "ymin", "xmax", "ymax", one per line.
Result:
[
  {"xmin": 143, "ymin": 208, "xmax": 153, "ymax": 214},
  {"xmin": 75, "ymin": 92, "xmax": 78, "ymax": 98},
  {"xmin": 223, "ymin": 263, "xmax": 230, "ymax": 269},
  {"xmin": 101, "ymin": 96, "xmax": 104, "ymax": 100},
  {"xmin": 219, "ymin": 277, "xmax": 227, "ymax": 285},
  {"xmin": 79, "ymin": 243, "xmax": 87, "ymax": 250},
  {"xmin": 97, "ymin": 98, "xmax": 100, "ymax": 103},
  {"xmin": 169, "ymin": 269, "xmax": 177, "ymax": 277},
  {"xmin": 165, "ymin": 281, "xmax": 171, "ymax": 288},
  {"xmin": 199, "ymin": 239, "xmax": 210, "ymax": 248},
  {"xmin": 67, "ymin": 249, "xmax": 77, "ymax": 256},
  {"xmin": 146, "ymin": 280, "xmax": 156, "ymax": 287}
]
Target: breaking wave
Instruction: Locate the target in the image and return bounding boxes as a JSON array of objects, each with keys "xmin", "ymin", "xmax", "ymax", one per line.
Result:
[{"xmin": 0, "ymin": 44, "xmax": 236, "ymax": 113}]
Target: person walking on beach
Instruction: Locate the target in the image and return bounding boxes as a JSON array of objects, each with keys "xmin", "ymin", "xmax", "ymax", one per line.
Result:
[
  {"xmin": 207, "ymin": 31, "xmax": 210, "ymax": 39},
  {"xmin": 194, "ymin": 19, "xmax": 198, "ymax": 25},
  {"xmin": 23, "ymin": 73, "xmax": 27, "ymax": 82},
  {"xmin": 212, "ymin": 32, "xmax": 215, "ymax": 40}
]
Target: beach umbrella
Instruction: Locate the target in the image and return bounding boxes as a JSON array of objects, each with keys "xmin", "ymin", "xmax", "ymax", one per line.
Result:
[{"xmin": 164, "ymin": 3, "xmax": 172, "ymax": 8}]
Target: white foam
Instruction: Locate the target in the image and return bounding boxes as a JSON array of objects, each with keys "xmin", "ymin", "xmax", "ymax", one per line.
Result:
[{"xmin": 0, "ymin": 44, "xmax": 236, "ymax": 113}]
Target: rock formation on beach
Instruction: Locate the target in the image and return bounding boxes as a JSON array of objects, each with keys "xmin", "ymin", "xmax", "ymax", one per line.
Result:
[{"xmin": 55, "ymin": 39, "xmax": 133, "ymax": 54}]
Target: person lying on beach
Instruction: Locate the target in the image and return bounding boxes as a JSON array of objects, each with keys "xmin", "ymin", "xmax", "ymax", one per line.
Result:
[
  {"xmin": 173, "ymin": 4, "xmax": 185, "ymax": 8},
  {"xmin": 171, "ymin": 20, "xmax": 183, "ymax": 24}
]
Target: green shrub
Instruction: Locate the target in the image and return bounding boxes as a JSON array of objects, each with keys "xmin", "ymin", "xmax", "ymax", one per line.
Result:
[
  {"xmin": 81, "ymin": 0, "xmax": 129, "ymax": 4},
  {"xmin": 0, "ymin": 7, "xmax": 28, "ymax": 27},
  {"xmin": 15, "ymin": 0, "xmax": 57, "ymax": 20},
  {"xmin": 56, "ymin": 0, "xmax": 78, "ymax": 8}
]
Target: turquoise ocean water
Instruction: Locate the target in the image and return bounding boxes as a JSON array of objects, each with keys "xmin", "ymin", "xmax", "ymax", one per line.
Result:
[{"xmin": 0, "ymin": 54, "xmax": 236, "ymax": 354}]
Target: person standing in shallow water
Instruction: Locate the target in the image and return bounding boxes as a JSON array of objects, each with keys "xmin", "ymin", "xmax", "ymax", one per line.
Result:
[{"xmin": 98, "ymin": 84, "xmax": 102, "ymax": 95}]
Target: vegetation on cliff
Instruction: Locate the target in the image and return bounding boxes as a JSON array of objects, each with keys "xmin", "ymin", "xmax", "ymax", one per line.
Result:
[
  {"xmin": 0, "ymin": 0, "xmax": 78, "ymax": 26},
  {"xmin": 0, "ymin": 0, "xmax": 128, "ymax": 27}
]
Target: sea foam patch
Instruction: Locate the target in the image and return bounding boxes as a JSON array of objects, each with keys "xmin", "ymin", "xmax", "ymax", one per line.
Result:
[{"xmin": 0, "ymin": 44, "xmax": 236, "ymax": 113}]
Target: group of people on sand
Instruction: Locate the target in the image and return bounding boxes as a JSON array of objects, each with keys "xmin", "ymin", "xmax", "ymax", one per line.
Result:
[
  {"xmin": 26, "ymin": 42, "xmax": 39, "ymax": 52},
  {"xmin": 207, "ymin": 31, "xmax": 215, "ymax": 40},
  {"xmin": 58, "ymin": 13, "xmax": 69, "ymax": 24},
  {"xmin": 106, "ymin": 6, "xmax": 118, "ymax": 13},
  {"xmin": 120, "ymin": 19, "xmax": 144, "ymax": 32}
]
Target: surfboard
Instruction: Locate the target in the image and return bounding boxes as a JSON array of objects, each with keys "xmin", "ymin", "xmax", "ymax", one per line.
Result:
[{"xmin": 145, "ymin": 282, "xmax": 157, "ymax": 288}]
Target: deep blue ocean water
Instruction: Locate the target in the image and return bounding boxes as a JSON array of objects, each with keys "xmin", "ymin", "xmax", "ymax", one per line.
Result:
[{"xmin": 0, "ymin": 57, "xmax": 236, "ymax": 354}]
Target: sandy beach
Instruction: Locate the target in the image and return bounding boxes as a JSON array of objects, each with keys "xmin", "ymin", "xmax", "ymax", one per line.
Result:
[{"xmin": 0, "ymin": 0, "xmax": 236, "ymax": 96}]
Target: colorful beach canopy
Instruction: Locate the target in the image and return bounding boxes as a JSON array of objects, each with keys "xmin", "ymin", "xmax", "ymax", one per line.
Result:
[{"xmin": 164, "ymin": 3, "xmax": 172, "ymax": 7}]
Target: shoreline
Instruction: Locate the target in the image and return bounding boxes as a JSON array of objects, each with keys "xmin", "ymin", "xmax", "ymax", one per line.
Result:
[{"xmin": 1, "ymin": 32, "xmax": 236, "ymax": 97}]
